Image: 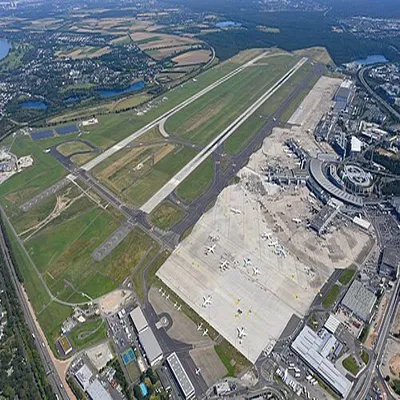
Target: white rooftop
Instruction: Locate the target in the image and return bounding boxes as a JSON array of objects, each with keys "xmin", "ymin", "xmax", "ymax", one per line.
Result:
[
  {"xmin": 291, "ymin": 326, "xmax": 352, "ymax": 399},
  {"xmin": 138, "ymin": 327, "xmax": 163, "ymax": 366},
  {"xmin": 324, "ymin": 314, "xmax": 341, "ymax": 334},
  {"xmin": 75, "ymin": 364, "xmax": 93, "ymax": 390},
  {"xmin": 129, "ymin": 307, "xmax": 148, "ymax": 333},
  {"xmin": 87, "ymin": 379, "xmax": 113, "ymax": 400},
  {"xmin": 166, "ymin": 352, "xmax": 195, "ymax": 399}
]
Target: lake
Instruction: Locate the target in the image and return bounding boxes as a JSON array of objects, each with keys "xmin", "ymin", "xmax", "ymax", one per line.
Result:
[
  {"xmin": 21, "ymin": 101, "xmax": 47, "ymax": 110},
  {"xmin": 354, "ymin": 55, "xmax": 388, "ymax": 66},
  {"xmin": 96, "ymin": 81, "xmax": 145, "ymax": 98},
  {"xmin": 0, "ymin": 39, "xmax": 10, "ymax": 61},
  {"xmin": 216, "ymin": 21, "xmax": 242, "ymax": 28}
]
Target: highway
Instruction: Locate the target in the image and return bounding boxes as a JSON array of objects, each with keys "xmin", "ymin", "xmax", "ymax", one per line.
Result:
[
  {"xmin": 0, "ymin": 213, "xmax": 71, "ymax": 400},
  {"xmin": 358, "ymin": 66, "xmax": 400, "ymax": 121}
]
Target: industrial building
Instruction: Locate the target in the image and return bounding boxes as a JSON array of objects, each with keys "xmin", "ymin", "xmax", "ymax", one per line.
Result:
[
  {"xmin": 129, "ymin": 307, "xmax": 148, "ymax": 334},
  {"xmin": 74, "ymin": 364, "xmax": 113, "ymax": 400},
  {"xmin": 291, "ymin": 326, "xmax": 352, "ymax": 399},
  {"xmin": 138, "ymin": 327, "xmax": 163, "ymax": 366},
  {"xmin": 309, "ymin": 203, "xmax": 340, "ymax": 235},
  {"xmin": 341, "ymin": 280, "xmax": 376, "ymax": 322},
  {"xmin": 379, "ymin": 247, "xmax": 400, "ymax": 279},
  {"xmin": 130, "ymin": 306, "xmax": 163, "ymax": 366},
  {"xmin": 166, "ymin": 352, "xmax": 195, "ymax": 399}
]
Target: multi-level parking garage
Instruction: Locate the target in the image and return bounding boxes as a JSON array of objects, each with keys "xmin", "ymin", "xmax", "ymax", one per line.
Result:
[{"xmin": 308, "ymin": 158, "xmax": 364, "ymax": 207}]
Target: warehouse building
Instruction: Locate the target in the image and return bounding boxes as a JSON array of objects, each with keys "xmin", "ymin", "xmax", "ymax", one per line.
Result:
[
  {"xmin": 341, "ymin": 280, "xmax": 376, "ymax": 322},
  {"xmin": 139, "ymin": 327, "xmax": 163, "ymax": 366},
  {"xmin": 291, "ymin": 326, "xmax": 352, "ymax": 398},
  {"xmin": 129, "ymin": 307, "xmax": 148, "ymax": 334},
  {"xmin": 86, "ymin": 379, "xmax": 113, "ymax": 400},
  {"xmin": 166, "ymin": 352, "xmax": 195, "ymax": 399}
]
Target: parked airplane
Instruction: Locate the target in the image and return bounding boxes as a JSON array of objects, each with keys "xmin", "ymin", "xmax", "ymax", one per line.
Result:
[
  {"xmin": 237, "ymin": 327, "xmax": 247, "ymax": 343},
  {"xmin": 174, "ymin": 302, "xmax": 178, "ymax": 308},
  {"xmin": 253, "ymin": 267, "xmax": 261, "ymax": 276},
  {"xmin": 268, "ymin": 241, "xmax": 278, "ymax": 247},
  {"xmin": 177, "ymin": 305, "xmax": 182, "ymax": 311},
  {"xmin": 161, "ymin": 290, "xmax": 166, "ymax": 297},
  {"xmin": 261, "ymin": 232, "xmax": 272, "ymax": 240},
  {"xmin": 197, "ymin": 323, "xmax": 203, "ymax": 331},
  {"xmin": 202, "ymin": 329, "xmax": 209, "ymax": 337},
  {"xmin": 243, "ymin": 258, "xmax": 252, "ymax": 268},
  {"xmin": 220, "ymin": 260, "xmax": 229, "ymax": 270},
  {"xmin": 202, "ymin": 295, "xmax": 212, "ymax": 307},
  {"xmin": 292, "ymin": 218, "xmax": 302, "ymax": 224},
  {"xmin": 230, "ymin": 208, "xmax": 242, "ymax": 215},
  {"xmin": 165, "ymin": 294, "xmax": 170, "ymax": 300},
  {"xmin": 195, "ymin": 368, "xmax": 201, "ymax": 375},
  {"xmin": 205, "ymin": 244, "xmax": 216, "ymax": 255}
]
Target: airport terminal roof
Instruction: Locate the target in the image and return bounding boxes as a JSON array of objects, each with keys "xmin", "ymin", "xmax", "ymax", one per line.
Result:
[
  {"xmin": 129, "ymin": 307, "xmax": 148, "ymax": 334},
  {"xmin": 291, "ymin": 326, "xmax": 352, "ymax": 399},
  {"xmin": 166, "ymin": 352, "xmax": 195, "ymax": 399},
  {"xmin": 138, "ymin": 327, "xmax": 163, "ymax": 365},
  {"xmin": 324, "ymin": 314, "xmax": 341, "ymax": 334},
  {"xmin": 86, "ymin": 379, "xmax": 113, "ymax": 400},
  {"xmin": 309, "ymin": 158, "xmax": 363, "ymax": 207},
  {"xmin": 341, "ymin": 280, "xmax": 376, "ymax": 322}
]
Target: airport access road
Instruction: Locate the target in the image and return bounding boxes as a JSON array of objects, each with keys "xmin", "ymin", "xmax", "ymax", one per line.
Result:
[
  {"xmin": 81, "ymin": 51, "xmax": 270, "ymax": 172},
  {"xmin": 0, "ymin": 220, "xmax": 71, "ymax": 400}
]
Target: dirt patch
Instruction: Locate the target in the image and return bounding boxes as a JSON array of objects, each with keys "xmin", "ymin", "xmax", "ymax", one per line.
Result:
[
  {"xmin": 390, "ymin": 354, "xmax": 400, "ymax": 377},
  {"xmin": 172, "ymin": 49, "xmax": 212, "ymax": 65},
  {"xmin": 98, "ymin": 289, "xmax": 134, "ymax": 316},
  {"xmin": 366, "ymin": 294, "xmax": 388, "ymax": 348}
]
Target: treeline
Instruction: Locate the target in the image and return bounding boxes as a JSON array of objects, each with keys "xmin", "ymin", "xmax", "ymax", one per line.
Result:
[
  {"xmin": 0, "ymin": 225, "xmax": 55, "ymax": 399},
  {"xmin": 367, "ymin": 150, "xmax": 400, "ymax": 175}
]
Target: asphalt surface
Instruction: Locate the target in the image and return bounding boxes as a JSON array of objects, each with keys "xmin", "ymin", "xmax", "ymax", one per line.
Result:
[{"xmin": 0, "ymin": 216, "xmax": 69, "ymax": 400}]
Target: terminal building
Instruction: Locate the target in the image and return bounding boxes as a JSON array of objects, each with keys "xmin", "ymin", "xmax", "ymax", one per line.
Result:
[
  {"xmin": 166, "ymin": 352, "xmax": 195, "ymax": 399},
  {"xmin": 129, "ymin": 307, "xmax": 163, "ymax": 366},
  {"xmin": 74, "ymin": 364, "xmax": 113, "ymax": 400},
  {"xmin": 291, "ymin": 326, "xmax": 352, "ymax": 399}
]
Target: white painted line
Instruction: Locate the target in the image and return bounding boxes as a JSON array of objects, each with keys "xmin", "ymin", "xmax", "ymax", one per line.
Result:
[{"xmin": 141, "ymin": 58, "xmax": 308, "ymax": 214}]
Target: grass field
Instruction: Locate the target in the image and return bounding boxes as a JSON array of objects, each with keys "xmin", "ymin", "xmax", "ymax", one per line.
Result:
[
  {"xmin": 322, "ymin": 284, "xmax": 340, "ymax": 309},
  {"xmin": 338, "ymin": 268, "xmax": 356, "ymax": 286},
  {"xmin": 165, "ymin": 55, "xmax": 297, "ymax": 146},
  {"xmin": 214, "ymin": 340, "xmax": 251, "ymax": 377},
  {"xmin": 361, "ymin": 350, "xmax": 369, "ymax": 365},
  {"xmin": 342, "ymin": 355, "xmax": 360, "ymax": 376},
  {"xmin": 175, "ymin": 156, "xmax": 214, "ymax": 203},
  {"xmin": 68, "ymin": 318, "xmax": 107, "ymax": 350},
  {"xmin": 150, "ymin": 201, "xmax": 186, "ymax": 230}
]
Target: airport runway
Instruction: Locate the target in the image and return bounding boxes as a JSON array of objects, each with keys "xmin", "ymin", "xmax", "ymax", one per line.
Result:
[{"xmin": 81, "ymin": 51, "xmax": 270, "ymax": 172}]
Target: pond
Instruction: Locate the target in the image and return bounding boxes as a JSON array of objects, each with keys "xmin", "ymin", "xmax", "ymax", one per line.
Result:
[
  {"xmin": 20, "ymin": 101, "xmax": 47, "ymax": 110},
  {"xmin": 354, "ymin": 55, "xmax": 388, "ymax": 66},
  {"xmin": 96, "ymin": 81, "xmax": 145, "ymax": 98},
  {"xmin": 0, "ymin": 39, "xmax": 10, "ymax": 61},
  {"xmin": 216, "ymin": 21, "xmax": 242, "ymax": 28}
]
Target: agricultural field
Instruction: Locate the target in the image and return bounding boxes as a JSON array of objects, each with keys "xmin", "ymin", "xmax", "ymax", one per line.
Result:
[{"xmin": 172, "ymin": 49, "xmax": 212, "ymax": 66}]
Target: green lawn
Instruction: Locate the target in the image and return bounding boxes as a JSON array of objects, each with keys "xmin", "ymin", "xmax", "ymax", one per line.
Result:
[
  {"xmin": 150, "ymin": 201, "xmax": 186, "ymax": 231},
  {"xmin": 68, "ymin": 318, "xmax": 107, "ymax": 350},
  {"xmin": 176, "ymin": 156, "xmax": 214, "ymax": 203},
  {"xmin": 339, "ymin": 268, "xmax": 356, "ymax": 286},
  {"xmin": 322, "ymin": 284, "xmax": 340, "ymax": 309},
  {"xmin": 361, "ymin": 350, "xmax": 369, "ymax": 365},
  {"xmin": 342, "ymin": 356, "xmax": 360, "ymax": 376},
  {"xmin": 214, "ymin": 340, "xmax": 251, "ymax": 377}
]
